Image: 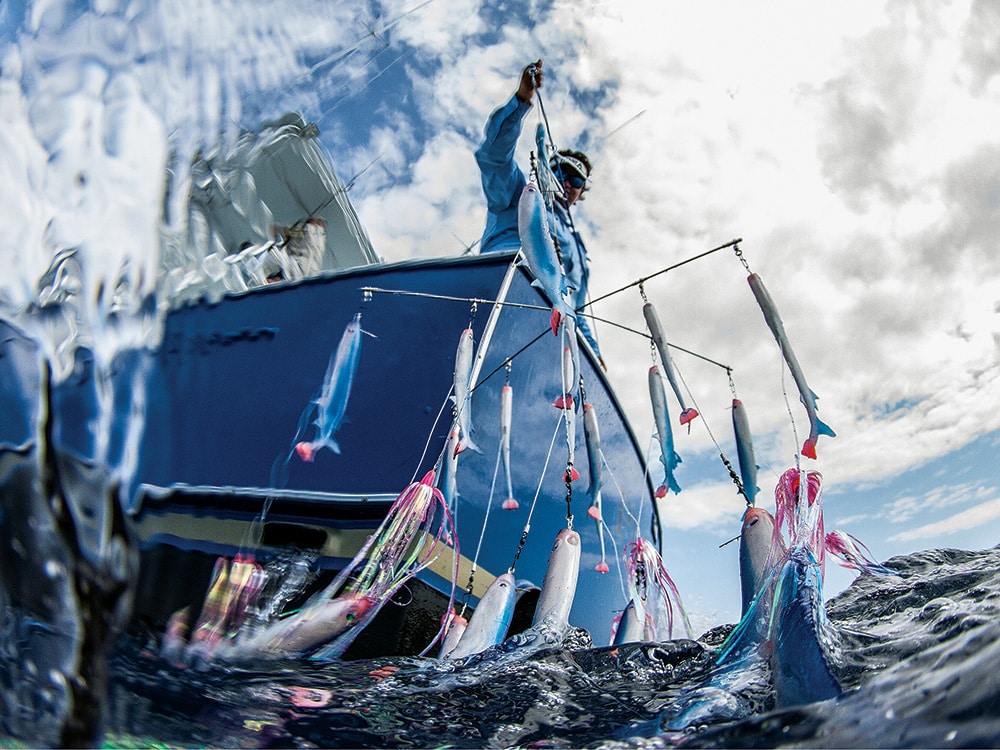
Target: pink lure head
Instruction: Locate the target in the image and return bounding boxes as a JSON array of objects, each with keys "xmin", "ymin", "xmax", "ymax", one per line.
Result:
[
  {"xmin": 295, "ymin": 442, "xmax": 316, "ymax": 462},
  {"xmin": 550, "ymin": 308, "xmax": 562, "ymax": 336},
  {"xmin": 419, "ymin": 469, "xmax": 437, "ymax": 486},
  {"xmin": 587, "ymin": 505, "xmax": 601, "ymax": 520},
  {"xmin": 553, "ymin": 395, "xmax": 574, "ymax": 409},
  {"xmin": 679, "ymin": 408, "xmax": 699, "ymax": 426},
  {"xmin": 346, "ymin": 595, "xmax": 376, "ymax": 624},
  {"xmin": 595, "ymin": 561, "xmax": 610, "ymax": 574},
  {"xmin": 441, "ymin": 608, "xmax": 468, "ymax": 629},
  {"xmin": 565, "ymin": 466, "xmax": 581, "ymax": 482},
  {"xmin": 502, "ymin": 498, "xmax": 519, "ymax": 511},
  {"xmin": 654, "ymin": 484, "xmax": 667, "ymax": 499},
  {"xmin": 801, "ymin": 438, "xmax": 818, "ymax": 460}
]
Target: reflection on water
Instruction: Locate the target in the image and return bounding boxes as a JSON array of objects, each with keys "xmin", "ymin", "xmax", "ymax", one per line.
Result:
[{"xmin": 0, "ymin": 2, "xmax": 384, "ymax": 743}]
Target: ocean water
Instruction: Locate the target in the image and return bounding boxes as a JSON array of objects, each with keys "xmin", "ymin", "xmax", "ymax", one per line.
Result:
[{"xmin": 96, "ymin": 545, "xmax": 999, "ymax": 748}]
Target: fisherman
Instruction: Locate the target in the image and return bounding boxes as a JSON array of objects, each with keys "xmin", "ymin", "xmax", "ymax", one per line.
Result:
[{"xmin": 475, "ymin": 60, "xmax": 602, "ymax": 360}]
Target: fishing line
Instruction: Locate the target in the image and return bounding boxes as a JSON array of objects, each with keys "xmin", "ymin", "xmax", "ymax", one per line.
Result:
[
  {"xmin": 323, "ymin": 48, "xmax": 414, "ymax": 118},
  {"xmin": 649, "ymin": 379, "xmax": 749, "ymax": 515},
  {"xmin": 408, "ymin": 384, "xmax": 455, "ymax": 486},
  {"xmin": 595, "ymin": 439, "xmax": 644, "ymax": 601},
  {"xmin": 358, "ymin": 286, "xmax": 551, "ymax": 313},
  {"xmin": 242, "ymin": 0, "xmax": 432, "ymax": 109},
  {"xmin": 559, "ymin": 321, "xmax": 578, "ymax": 527},
  {"xmin": 718, "ymin": 534, "xmax": 741, "ymax": 549},
  {"xmin": 473, "ymin": 326, "xmax": 549, "ymax": 389},
  {"xmin": 359, "ymin": 286, "xmax": 735, "ymax": 383},
  {"xmin": 508, "ymin": 411, "xmax": 565, "ymax": 573},
  {"xmin": 460, "ymin": 396, "xmax": 506, "ymax": 616},
  {"xmin": 531, "ymin": 77, "xmax": 603, "ymax": 356},
  {"xmin": 780, "ymin": 351, "xmax": 804, "ymax": 470}
]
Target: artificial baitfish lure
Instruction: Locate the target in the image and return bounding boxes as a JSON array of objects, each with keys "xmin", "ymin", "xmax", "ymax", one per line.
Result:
[
  {"xmin": 642, "ymin": 302, "xmax": 699, "ymax": 426},
  {"xmin": 295, "ymin": 313, "xmax": 365, "ymax": 462},
  {"xmin": 583, "ymin": 403, "xmax": 609, "ymax": 573},
  {"xmin": 738, "ymin": 506, "xmax": 785, "ymax": 615},
  {"xmin": 500, "ymin": 385, "xmax": 518, "ymax": 510},
  {"xmin": 228, "ymin": 593, "xmax": 376, "ymax": 659},
  {"xmin": 437, "ymin": 609, "xmax": 468, "ymax": 658},
  {"xmin": 648, "ymin": 365, "xmax": 682, "ymax": 497},
  {"xmin": 747, "ymin": 273, "xmax": 835, "ymax": 459},
  {"xmin": 717, "ymin": 470, "xmax": 841, "ymax": 711},
  {"xmin": 437, "ymin": 429, "xmax": 461, "ymax": 512},
  {"xmin": 620, "ymin": 536, "xmax": 691, "ymax": 643},
  {"xmin": 532, "ymin": 528, "xmax": 582, "ymax": 635},
  {"xmin": 553, "ymin": 343, "xmax": 576, "ymax": 410},
  {"xmin": 452, "ymin": 327, "xmax": 481, "ymax": 455},
  {"xmin": 611, "ymin": 599, "xmax": 644, "ymax": 646},
  {"xmin": 732, "ymin": 398, "xmax": 760, "ymax": 505},
  {"xmin": 824, "ymin": 529, "xmax": 896, "ymax": 576},
  {"xmin": 555, "ymin": 341, "xmax": 580, "ymax": 482},
  {"xmin": 518, "ymin": 182, "xmax": 572, "ymax": 335},
  {"xmin": 444, "ymin": 572, "xmax": 516, "ymax": 659}
]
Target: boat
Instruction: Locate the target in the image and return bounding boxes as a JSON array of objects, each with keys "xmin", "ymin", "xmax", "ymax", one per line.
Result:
[{"xmin": 0, "ymin": 114, "xmax": 663, "ymax": 659}]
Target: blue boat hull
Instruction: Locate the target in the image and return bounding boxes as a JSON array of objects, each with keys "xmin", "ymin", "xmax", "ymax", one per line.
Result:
[{"xmin": 1, "ymin": 251, "xmax": 660, "ymax": 655}]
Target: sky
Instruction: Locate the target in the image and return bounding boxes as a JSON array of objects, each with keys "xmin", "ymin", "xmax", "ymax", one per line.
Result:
[{"xmin": 2, "ymin": 0, "xmax": 999, "ymax": 630}]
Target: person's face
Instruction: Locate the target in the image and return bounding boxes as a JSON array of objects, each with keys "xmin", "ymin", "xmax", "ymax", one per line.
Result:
[{"xmin": 562, "ymin": 169, "xmax": 586, "ymax": 207}]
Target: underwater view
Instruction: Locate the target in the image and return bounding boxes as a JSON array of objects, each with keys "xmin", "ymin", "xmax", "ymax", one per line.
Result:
[
  {"xmin": 102, "ymin": 544, "xmax": 1000, "ymax": 748},
  {"xmin": 2, "ymin": 1, "xmax": 1000, "ymax": 747}
]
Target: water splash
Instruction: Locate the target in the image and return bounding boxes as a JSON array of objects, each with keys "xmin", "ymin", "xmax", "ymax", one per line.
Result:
[{"xmin": 0, "ymin": 3, "xmax": 393, "ymax": 744}]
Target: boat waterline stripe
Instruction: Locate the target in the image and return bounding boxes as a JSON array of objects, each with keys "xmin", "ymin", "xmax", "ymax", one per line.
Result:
[
  {"xmin": 135, "ymin": 482, "xmax": 394, "ymax": 505},
  {"xmin": 133, "ymin": 512, "xmax": 498, "ymax": 600}
]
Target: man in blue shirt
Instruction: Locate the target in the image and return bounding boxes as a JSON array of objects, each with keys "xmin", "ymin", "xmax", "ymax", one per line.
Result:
[{"xmin": 475, "ymin": 60, "xmax": 601, "ymax": 360}]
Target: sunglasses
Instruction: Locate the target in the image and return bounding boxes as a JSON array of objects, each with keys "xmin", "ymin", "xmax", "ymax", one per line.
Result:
[{"xmin": 563, "ymin": 173, "xmax": 586, "ymax": 189}]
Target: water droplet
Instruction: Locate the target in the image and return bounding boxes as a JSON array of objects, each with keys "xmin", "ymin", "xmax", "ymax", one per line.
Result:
[{"xmin": 45, "ymin": 559, "xmax": 65, "ymax": 579}]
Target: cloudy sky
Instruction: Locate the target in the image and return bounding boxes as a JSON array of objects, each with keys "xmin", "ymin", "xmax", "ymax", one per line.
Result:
[{"xmin": 3, "ymin": 0, "xmax": 999, "ymax": 628}]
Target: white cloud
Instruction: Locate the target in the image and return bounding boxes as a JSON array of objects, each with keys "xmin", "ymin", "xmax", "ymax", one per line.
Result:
[{"xmin": 889, "ymin": 492, "xmax": 1000, "ymax": 542}]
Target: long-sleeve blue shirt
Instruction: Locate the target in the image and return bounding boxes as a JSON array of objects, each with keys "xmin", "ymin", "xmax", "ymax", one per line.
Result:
[{"xmin": 475, "ymin": 95, "xmax": 600, "ymax": 356}]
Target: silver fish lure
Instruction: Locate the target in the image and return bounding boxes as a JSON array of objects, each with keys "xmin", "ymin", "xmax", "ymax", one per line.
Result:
[
  {"xmin": 747, "ymin": 273, "xmax": 835, "ymax": 459},
  {"xmin": 452, "ymin": 327, "xmax": 481, "ymax": 455},
  {"xmin": 445, "ymin": 572, "xmax": 516, "ymax": 659},
  {"xmin": 643, "ymin": 302, "xmax": 699, "ymax": 426},
  {"xmin": 532, "ymin": 528, "xmax": 581, "ymax": 635},
  {"xmin": 518, "ymin": 182, "xmax": 571, "ymax": 335},
  {"xmin": 732, "ymin": 398, "xmax": 760, "ymax": 505},
  {"xmin": 648, "ymin": 365, "xmax": 682, "ymax": 497},
  {"xmin": 583, "ymin": 403, "xmax": 609, "ymax": 573},
  {"xmin": 500, "ymin": 385, "xmax": 518, "ymax": 510}
]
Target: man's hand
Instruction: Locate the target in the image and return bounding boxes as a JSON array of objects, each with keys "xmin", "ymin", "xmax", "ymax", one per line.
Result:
[{"xmin": 516, "ymin": 59, "xmax": 543, "ymax": 103}]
